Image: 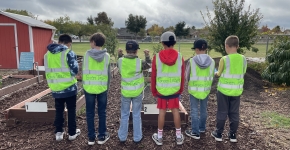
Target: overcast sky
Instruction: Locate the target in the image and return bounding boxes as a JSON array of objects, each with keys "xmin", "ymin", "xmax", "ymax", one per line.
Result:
[{"xmin": 1, "ymin": 0, "xmax": 290, "ymax": 30}]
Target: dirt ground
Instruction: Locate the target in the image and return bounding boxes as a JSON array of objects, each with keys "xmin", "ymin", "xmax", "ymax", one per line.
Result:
[
  {"xmin": 1, "ymin": 77, "xmax": 26, "ymax": 89},
  {"xmin": 0, "ymin": 60, "xmax": 290, "ymax": 149}
]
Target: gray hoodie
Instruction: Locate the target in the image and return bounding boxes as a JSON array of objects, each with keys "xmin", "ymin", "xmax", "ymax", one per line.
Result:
[
  {"xmin": 186, "ymin": 54, "xmax": 213, "ymax": 81},
  {"xmin": 86, "ymin": 48, "xmax": 111, "ymax": 88}
]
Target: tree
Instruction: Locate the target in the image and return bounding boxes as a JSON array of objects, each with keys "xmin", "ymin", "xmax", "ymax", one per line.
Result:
[
  {"xmin": 192, "ymin": 25, "xmax": 196, "ymax": 31},
  {"xmin": 96, "ymin": 24, "xmax": 118, "ymax": 60},
  {"xmin": 174, "ymin": 21, "xmax": 190, "ymax": 38},
  {"xmin": 138, "ymin": 28, "xmax": 146, "ymax": 39},
  {"xmin": 125, "ymin": 14, "xmax": 147, "ymax": 38},
  {"xmin": 272, "ymin": 25, "xmax": 281, "ymax": 34},
  {"xmin": 201, "ymin": 0, "xmax": 263, "ymax": 55},
  {"xmin": 52, "ymin": 15, "xmax": 73, "ymax": 34},
  {"xmin": 87, "ymin": 15, "xmax": 94, "ymax": 25},
  {"xmin": 94, "ymin": 12, "xmax": 113, "ymax": 26},
  {"xmin": 70, "ymin": 21, "xmax": 94, "ymax": 42},
  {"xmin": 3, "ymin": 8, "xmax": 35, "ymax": 18},
  {"xmin": 164, "ymin": 26, "xmax": 175, "ymax": 32},
  {"xmin": 262, "ymin": 36, "xmax": 290, "ymax": 85},
  {"xmin": 261, "ymin": 25, "xmax": 270, "ymax": 33},
  {"xmin": 147, "ymin": 24, "xmax": 164, "ymax": 41}
]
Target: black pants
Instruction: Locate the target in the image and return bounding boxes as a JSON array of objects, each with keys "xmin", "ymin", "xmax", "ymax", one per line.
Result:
[
  {"xmin": 54, "ymin": 95, "xmax": 77, "ymax": 136},
  {"xmin": 216, "ymin": 91, "xmax": 240, "ymax": 134}
]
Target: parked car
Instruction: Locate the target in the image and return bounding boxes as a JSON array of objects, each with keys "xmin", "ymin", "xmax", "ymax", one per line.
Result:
[
  {"xmin": 71, "ymin": 35, "xmax": 79, "ymax": 39},
  {"xmin": 142, "ymin": 36, "xmax": 152, "ymax": 42}
]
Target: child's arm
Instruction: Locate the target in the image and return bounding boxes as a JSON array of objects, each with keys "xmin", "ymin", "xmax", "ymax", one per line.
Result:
[
  {"xmin": 179, "ymin": 57, "xmax": 185, "ymax": 93},
  {"xmin": 151, "ymin": 55, "xmax": 157, "ymax": 97},
  {"xmin": 215, "ymin": 58, "xmax": 224, "ymax": 77},
  {"xmin": 141, "ymin": 49, "xmax": 151, "ymax": 70},
  {"xmin": 67, "ymin": 50, "xmax": 79, "ymax": 76}
]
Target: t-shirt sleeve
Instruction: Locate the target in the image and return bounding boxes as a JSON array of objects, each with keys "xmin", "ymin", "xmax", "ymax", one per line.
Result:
[{"xmin": 216, "ymin": 58, "xmax": 224, "ymax": 76}]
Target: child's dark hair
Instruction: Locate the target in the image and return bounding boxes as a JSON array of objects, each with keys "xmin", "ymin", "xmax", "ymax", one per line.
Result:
[
  {"xmin": 225, "ymin": 35, "xmax": 239, "ymax": 48},
  {"xmin": 162, "ymin": 35, "xmax": 176, "ymax": 47},
  {"xmin": 58, "ymin": 34, "xmax": 72, "ymax": 44},
  {"xmin": 90, "ymin": 32, "xmax": 106, "ymax": 47}
]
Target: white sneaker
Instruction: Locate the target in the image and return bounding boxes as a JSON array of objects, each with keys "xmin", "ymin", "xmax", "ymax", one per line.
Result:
[
  {"xmin": 55, "ymin": 132, "xmax": 64, "ymax": 141},
  {"xmin": 68, "ymin": 129, "xmax": 81, "ymax": 141}
]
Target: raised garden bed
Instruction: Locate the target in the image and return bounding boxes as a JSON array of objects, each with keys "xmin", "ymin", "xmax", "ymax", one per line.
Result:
[
  {"xmin": 5, "ymin": 81, "xmax": 85, "ymax": 126},
  {"xmin": 0, "ymin": 75, "xmax": 43, "ymax": 98}
]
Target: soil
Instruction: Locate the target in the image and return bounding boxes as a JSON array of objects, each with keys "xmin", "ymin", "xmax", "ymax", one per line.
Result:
[
  {"xmin": 0, "ymin": 58, "xmax": 289, "ymax": 149},
  {"xmin": 21, "ymin": 82, "xmax": 84, "ymax": 108},
  {"xmin": 0, "ymin": 77, "xmax": 27, "ymax": 89}
]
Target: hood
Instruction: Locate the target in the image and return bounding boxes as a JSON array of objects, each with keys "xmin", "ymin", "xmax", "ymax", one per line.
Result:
[
  {"xmin": 47, "ymin": 44, "xmax": 68, "ymax": 54},
  {"xmin": 193, "ymin": 54, "xmax": 212, "ymax": 69},
  {"xmin": 159, "ymin": 49, "xmax": 178, "ymax": 66},
  {"xmin": 87, "ymin": 48, "xmax": 108, "ymax": 62}
]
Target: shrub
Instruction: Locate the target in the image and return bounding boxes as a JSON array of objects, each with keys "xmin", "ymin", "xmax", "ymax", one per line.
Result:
[{"xmin": 261, "ymin": 37, "xmax": 290, "ymax": 86}]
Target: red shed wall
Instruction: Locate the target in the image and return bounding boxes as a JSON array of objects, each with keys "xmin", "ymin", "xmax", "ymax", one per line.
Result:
[
  {"xmin": 0, "ymin": 14, "xmax": 30, "ymax": 69},
  {"xmin": 32, "ymin": 27, "xmax": 52, "ymax": 66}
]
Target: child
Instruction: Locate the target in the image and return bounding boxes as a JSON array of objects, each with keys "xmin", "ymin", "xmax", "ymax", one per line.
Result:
[
  {"xmin": 117, "ymin": 40, "xmax": 151, "ymax": 143},
  {"xmin": 185, "ymin": 39, "xmax": 215, "ymax": 139},
  {"xmin": 151, "ymin": 31, "xmax": 185, "ymax": 145},
  {"xmin": 82, "ymin": 33, "xmax": 110, "ymax": 145},
  {"xmin": 44, "ymin": 34, "xmax": 80, "ymax": 141},
  {"xmin": 211, "ymin": 35, "xmax": 247, "ymax": 143}
]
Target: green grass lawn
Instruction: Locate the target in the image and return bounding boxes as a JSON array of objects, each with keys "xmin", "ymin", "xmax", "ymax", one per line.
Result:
[{"xmin": 71, "ymin": 42, "xmax": 267, "ymax": 60}]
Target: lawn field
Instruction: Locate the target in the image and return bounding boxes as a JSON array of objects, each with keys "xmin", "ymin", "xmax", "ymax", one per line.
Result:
[{"xmin": 71, "ymin": 42, "xmax": 267, "ymax": 60}]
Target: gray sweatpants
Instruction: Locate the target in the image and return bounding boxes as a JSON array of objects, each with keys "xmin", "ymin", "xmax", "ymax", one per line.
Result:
[{"xmin": 216, "ymin": 91, "xmax": 240, "ymax": 134}]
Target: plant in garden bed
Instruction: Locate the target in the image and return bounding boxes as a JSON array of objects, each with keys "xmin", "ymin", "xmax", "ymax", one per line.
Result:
[{"xmin": 262, "ymin": 37, "xmax": 290, "ymax": 86}]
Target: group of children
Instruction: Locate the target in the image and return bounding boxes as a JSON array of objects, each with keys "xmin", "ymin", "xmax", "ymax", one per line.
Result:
[{"xmin": 44, "ymin": 31, "xmax": 247, "ymax": 146}]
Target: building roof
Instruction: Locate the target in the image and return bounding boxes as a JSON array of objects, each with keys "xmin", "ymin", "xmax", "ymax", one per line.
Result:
[
  {"xmin": 117, "ymin": 28, "xmax": 135, "ymax": 37},
  {"xmin": 0, "ymin": 11, "xmax": 56, "ymax": 30}
]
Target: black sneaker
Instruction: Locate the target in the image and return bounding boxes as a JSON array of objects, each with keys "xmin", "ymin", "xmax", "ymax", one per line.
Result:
[
  {"xmin": 88, "ymin": 138, "xmax": 95, "ymax": 146},
  {"xmin": 185, "ymin": 130, "xmax": 200, "ymax": 139},
  {"xmin": 98, "ymin": 133, "xmax": 110, "ymax": 145},
  {"xmin": 228, "ymin": 133, "xmax": 237, "ymax": 143},
  {"xmin": 211, "ymin": 131, "xmax": 222, "ymax": 142},
  {"xmin": 133, "ymin": 135, "xmax": 143, "ymax": 144}
]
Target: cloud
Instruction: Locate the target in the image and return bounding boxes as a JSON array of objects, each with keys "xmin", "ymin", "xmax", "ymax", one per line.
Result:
[{"xmin": 1, "ymin": 0, "xmax": 290, "ymax": 29}]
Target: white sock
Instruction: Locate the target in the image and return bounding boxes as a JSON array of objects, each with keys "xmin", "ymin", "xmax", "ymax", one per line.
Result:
[
  {"xmin": 158, "ymin": 129, "xmax": 163, "ymax": 139},
  {"xmin": 176, "ymin": 128, "xmax": 181, "ymax": 138}
]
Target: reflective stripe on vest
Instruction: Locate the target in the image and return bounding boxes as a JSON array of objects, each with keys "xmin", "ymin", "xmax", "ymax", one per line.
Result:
[
  {"xmin": 188, "ymin": 58, "xmax": 215, "ymax": 99},
  {"xmin": 118, "ymin": 58, "xmax": 144, "ymax": 97},
  {"xmin": 217, "ymin": 55, "xmax": 246, "ymax": 96},
  {"xmin": 44, "ymin": 49, "xmax": 77, "ymax": 91},
  {"xmin": 156, "ymin": 52, "xmax": 182, "ymax": 96},
  {"xmin": 82, "ymin": 52, "xmax": 109, "ymax": 94}
]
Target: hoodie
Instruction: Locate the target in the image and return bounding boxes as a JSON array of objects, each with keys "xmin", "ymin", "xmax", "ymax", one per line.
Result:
[
  {"xmin": 86, "ymin": 48, "xmax": 111, "ymax": 89},
  {"xmin": 151, "ymin": 49, "xmax": 185, "ymax": 99},
  {"xmin": 46, "ymin": 44, "xmax": 79, "ymax": 99},
  {"xmin": 186, "ymin": 54, "xmax": 213, "ymax": 81}
]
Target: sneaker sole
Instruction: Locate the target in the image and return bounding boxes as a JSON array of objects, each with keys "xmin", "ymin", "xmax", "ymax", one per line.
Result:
[
  {"xmin": 185, "ymin": 132, "xmax": 200, "ymax": 140},
  {"xmin": 176, "ymin": 141, "xmax": 184, "ymax": 145},
  {"xmin": 98, "ymin": 137, "xmax": 110, "ymax": 145},
  {"xmin": 211, "ymin": 133, "xmax": 222, "ymax": 142},
  {"xmin": 88, "ymin": 142, "xmax": 95, "ymax": 145},
  {"xmin": 230, "ymin": 139, "xmax": 237, "ymax": 143},
  {"xmin": 151, "ymin": 136, "xmax": 162, "ymax": 146}
]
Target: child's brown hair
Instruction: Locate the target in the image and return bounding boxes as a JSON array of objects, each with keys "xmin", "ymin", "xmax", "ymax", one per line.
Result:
[
  {"xmin": 225, "ymin": 35, "xmax": 239, "ymax": 48},
  {"xmin": 90, "ymin": 32, "xmax": 106, "ymax": 47}
]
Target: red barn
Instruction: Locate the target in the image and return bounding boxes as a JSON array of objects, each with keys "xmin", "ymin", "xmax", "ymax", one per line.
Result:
[{"xmin": 0, "ymin": 11, "xmax": 56, "ymax": 69}]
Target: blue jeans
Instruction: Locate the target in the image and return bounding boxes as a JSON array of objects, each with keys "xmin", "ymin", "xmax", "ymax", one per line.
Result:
[
  {"xmin": 118, "ymin": 94, "xmax": 143, "ymax": 142},
  {"xmin": 190, "ymin": 94, "xmax": 209, "ymax": 135},
  {"xmin": 84, "ymin": 90, "xmax": 108, "ymax": 140}
]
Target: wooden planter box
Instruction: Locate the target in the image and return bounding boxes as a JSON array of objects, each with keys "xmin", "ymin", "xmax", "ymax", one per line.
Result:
[
  {"xmin": 0, "ymin": 75, "xmax": 43, "ymax": 97},
  {"xmin": 4, "ymin": 89, "xmax": 85, "ymax": 127}
]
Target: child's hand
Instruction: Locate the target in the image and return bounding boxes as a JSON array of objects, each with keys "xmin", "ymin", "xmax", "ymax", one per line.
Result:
[
  {"xmin": 144, "ymin": 49, "xmax": 150, "ymax": 56},
  {"xmin": 118, "ymin": 48, "xmax": 123, "ymax": 54}
]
